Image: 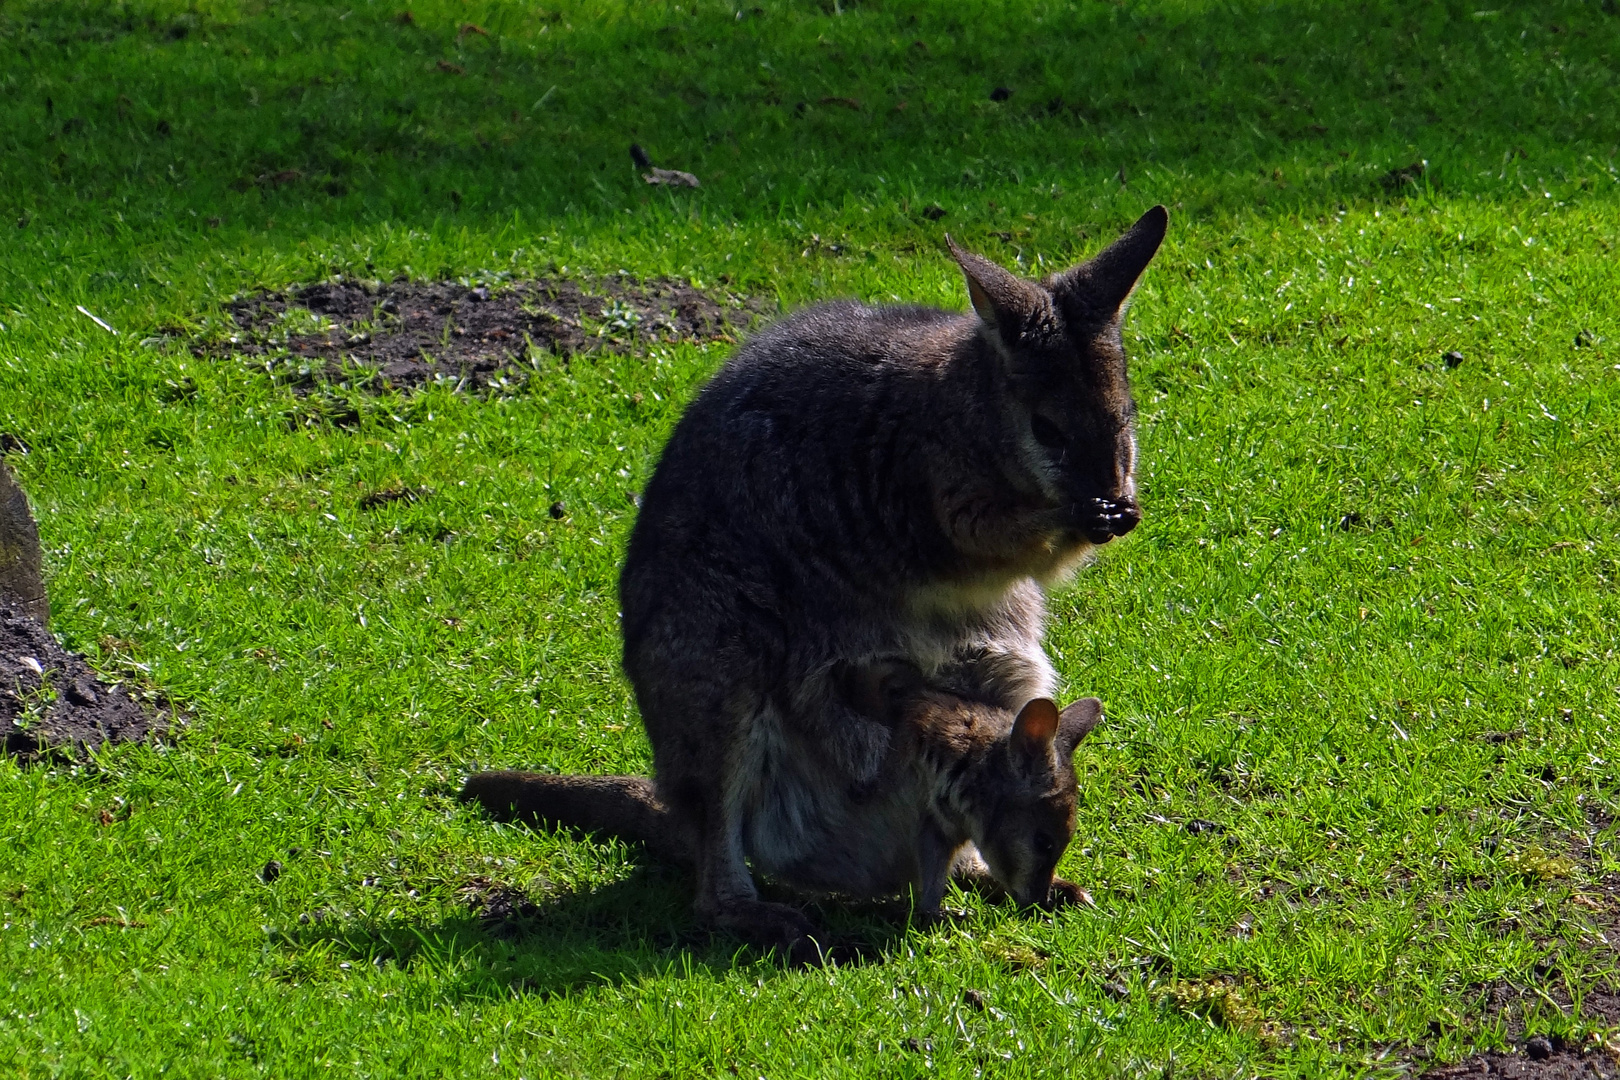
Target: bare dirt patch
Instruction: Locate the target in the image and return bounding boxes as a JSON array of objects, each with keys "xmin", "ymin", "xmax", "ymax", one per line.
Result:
[
  {"xmin": 1426, "ymin": 855, "xmax": 1620, "ymax": 1080},
  {"xmin": 1424, "ymin": 1045, "xmax": 1620, "ymax": 1079},
  {"xmin": 1, "ymin": 600, "xmax": 163, "ymax": 762},
  {"xmin": 1479, "ymin": 979, "xmax": 1620, "ymax": 1034},
  {"xmin": 456, "ymin": 876, "xmax": 542, "ymax": 939},
  {"xmin": 208, "ymin": 276, "xmax": 773, "ymax": 394}
]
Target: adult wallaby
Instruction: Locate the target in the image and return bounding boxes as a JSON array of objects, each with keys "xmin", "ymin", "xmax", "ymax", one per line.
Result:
[{"xmin": 463, "ymin": 206, "xmax": 1167, "ymax": 952}]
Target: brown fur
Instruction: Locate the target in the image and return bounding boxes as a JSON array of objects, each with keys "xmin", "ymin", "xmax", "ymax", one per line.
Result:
[
  {"xmin": 463, "ymin": 208, "xmax": 1166, "ymax": 953},
  {"xmin": 461, "ymin": 688, "xmax": 1101, "ymax": 915},
  {"xmin": 459, "ymin": 772, "xmax": 696, "ymax": 862}
]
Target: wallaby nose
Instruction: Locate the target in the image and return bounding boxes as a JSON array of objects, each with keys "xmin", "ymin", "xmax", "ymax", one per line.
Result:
[
  {"xmin": 1108, "ymin": 498, "xmax": 1141, "ymax": 537},
  {"xmin": 1082, "ymin": 497, "xmax": 1140, "ymax": 544}
]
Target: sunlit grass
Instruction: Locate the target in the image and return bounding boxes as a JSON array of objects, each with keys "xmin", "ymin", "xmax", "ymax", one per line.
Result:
[{"xmin": 2, "ymin": 1, "xmax": 1619, "ymax": 1076}]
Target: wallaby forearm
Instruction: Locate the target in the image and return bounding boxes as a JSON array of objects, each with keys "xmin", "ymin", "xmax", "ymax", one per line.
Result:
[{"xmin": 459, "ymin": 772, "xmax": 695, "ymax": 866}]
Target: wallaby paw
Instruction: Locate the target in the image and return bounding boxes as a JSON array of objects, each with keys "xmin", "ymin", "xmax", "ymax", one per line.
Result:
[
  {"xmin": 712, "ymin": 900, "xmax": 826, "ymax": 965},
  {"xmin": 1044, "ymin": 877, "xmax": 1095, "ymax": 910}
]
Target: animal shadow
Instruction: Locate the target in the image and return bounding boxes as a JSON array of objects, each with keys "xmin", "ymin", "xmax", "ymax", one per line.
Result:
[{"xmin": 278, "ymin": 839, "xmax": 919, "ymax": 1001}]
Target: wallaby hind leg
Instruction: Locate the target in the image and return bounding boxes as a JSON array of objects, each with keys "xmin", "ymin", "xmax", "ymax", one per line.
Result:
[
  {"xmin": 700, "ymin": 852, "xmax": 824, "ymax": 963},
  {"xmin": 459, "ymin": 772, "xmax": 697, "ymax": 867},
  {"xmin": 666, "ymin": 775, "xmax": 824, "ymax": 963}
]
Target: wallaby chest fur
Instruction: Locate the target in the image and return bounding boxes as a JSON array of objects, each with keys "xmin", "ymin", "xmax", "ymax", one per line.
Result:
[{"xmin": 624, "ymin": 300, "xmax": 1061, "ymax": 701}]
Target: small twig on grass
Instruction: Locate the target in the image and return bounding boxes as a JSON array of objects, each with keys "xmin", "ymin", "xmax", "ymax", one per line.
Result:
[
  {"xmin": 75, "ymin": 306, "xmax": 117, "ymax": 334},
  {"xmin": 644, "ymin": 168, "xmax": 700, "ymax": 188}
]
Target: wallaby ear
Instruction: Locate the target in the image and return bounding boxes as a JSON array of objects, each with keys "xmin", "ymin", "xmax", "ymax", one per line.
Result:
[
  {"xmin": 1056, "ymin": 205, "xmax": 1168, "ymax": 317},
  {"xmin": 946, "ymin": 235, "xmax": 1044, "ymax": 342},
  {"xmin": 1056, "ymin": 697, "xmax": 1103, "ymax": 760},
  {"xmin": 1010, "ymin": 697, "xmax": 1061, "ymax": 756}
]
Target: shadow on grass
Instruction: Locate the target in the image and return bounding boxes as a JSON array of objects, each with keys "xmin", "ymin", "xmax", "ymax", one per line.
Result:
[
  {"xmin": 280, "ymin": 853, "xmax": 925, "ymax": 1000},
  {"xmin": 6, "ymin": 0, "xmax": 1617, "ymax": 242}
]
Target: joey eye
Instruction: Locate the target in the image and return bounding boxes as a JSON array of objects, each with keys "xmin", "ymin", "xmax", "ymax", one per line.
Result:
[{"xmin": 1029, "ymin": 414, "xmax": 1066, "ymax": 450}]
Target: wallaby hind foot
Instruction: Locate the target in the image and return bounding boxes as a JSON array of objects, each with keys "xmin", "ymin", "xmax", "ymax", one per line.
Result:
[
  {"xmin": 709, "ymin": 898, "xmax": 826, "ymax": 965},
  {"xmin": 1044, "ymin": 877, "xmax": 1092, "ymax": 909},
  {"xmin": 458, "ymin": 771, "xmax": 697, "ymax": 867}
]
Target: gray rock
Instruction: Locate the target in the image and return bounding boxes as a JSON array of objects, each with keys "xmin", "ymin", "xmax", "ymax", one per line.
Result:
[{"xmin": 0, "ymin": 458, "xmax": 47, "ymax": 627}]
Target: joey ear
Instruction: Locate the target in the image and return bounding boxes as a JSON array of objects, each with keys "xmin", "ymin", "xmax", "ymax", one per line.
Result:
[
  {"xmin": 1010, "ymin": 697, "xmax": 1061, "ymax": 756},
  {"xmin": 946, "ymin": 235, "xmax": 1043, "ymax": 341},
  {"xmin": 1056, "ymin": 697, "xmax": 1103, "ymax": 759},
  {"xmin": 1057, "ymin": 205, "xmax": 1168, "ymax": 317}
]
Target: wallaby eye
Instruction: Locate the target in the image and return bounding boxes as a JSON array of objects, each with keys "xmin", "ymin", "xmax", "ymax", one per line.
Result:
[
  {"xmin": 1029, "ymin": 414, "xmax": 1066, "ymax": 450},
  {"xmin": 1033, "ymin": 831, "xmax": 1055, "ymax": 857}
]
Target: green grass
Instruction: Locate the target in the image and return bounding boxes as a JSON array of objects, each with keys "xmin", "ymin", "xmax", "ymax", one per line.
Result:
[{"xmin": 2, "ymin": 0, "xmax": 1620, "ymax": 1075}]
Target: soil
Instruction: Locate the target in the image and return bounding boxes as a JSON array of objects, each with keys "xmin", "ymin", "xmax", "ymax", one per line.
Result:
[
  {"xmin": 1424, "ymin": 859, "xmax": 1620, "ymax": 1079},
  {"xmin": 209, "ymin": 275, "xmax": 774, "ymax": 394},
  {"xmin": 1424, "ymin": 1047, "xmax": 1620, "ymax": 1079},
  {"xmin": 456, "ymin": 876, "xmax": 542, "ymax": 939},
  {"xmin": 1, "ymin": 600, "xmax": 162, "ymax": 762},
  {"xmin": 1480, "ymin": 981, "xmax": 1620, "ymax": 1032}
]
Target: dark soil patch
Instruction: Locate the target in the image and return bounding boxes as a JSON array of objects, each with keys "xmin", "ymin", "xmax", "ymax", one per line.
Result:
[
  {"xmin": 358, "ymin": 485, "xmax": 426, "ymax": 511},
  {"xmin": 1480, "ymin": 980, "xmax": 1620, "ymax": 1032},
  {"xmin": 1424, "ymin": 1047, "xmax": 1620, "ymax": 1079},
  {"xmin": 1, "ymin": 601, "xmax": 163, "ymax": 762},
  {"xmin": 1431, "ymin": 862, "xmax": 1620, "ymax": 1080},
  {"xmin": 209, "ymin": 275, "xmax": 773, "ymax": 394},
  {"xmin": 457, "ymin": 876, "xmax": 542, "ymax": 936}
]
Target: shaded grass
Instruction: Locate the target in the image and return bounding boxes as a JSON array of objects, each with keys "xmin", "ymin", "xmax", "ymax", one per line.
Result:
[{"xmin": 2, "ymin": 0, "xmax": 1620, "ymax": 1077}]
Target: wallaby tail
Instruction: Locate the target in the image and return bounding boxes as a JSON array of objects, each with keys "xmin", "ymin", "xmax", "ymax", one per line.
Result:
[{"xmin": 458, "ymin": 772, "xmax": 695, "ymax": 866}]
